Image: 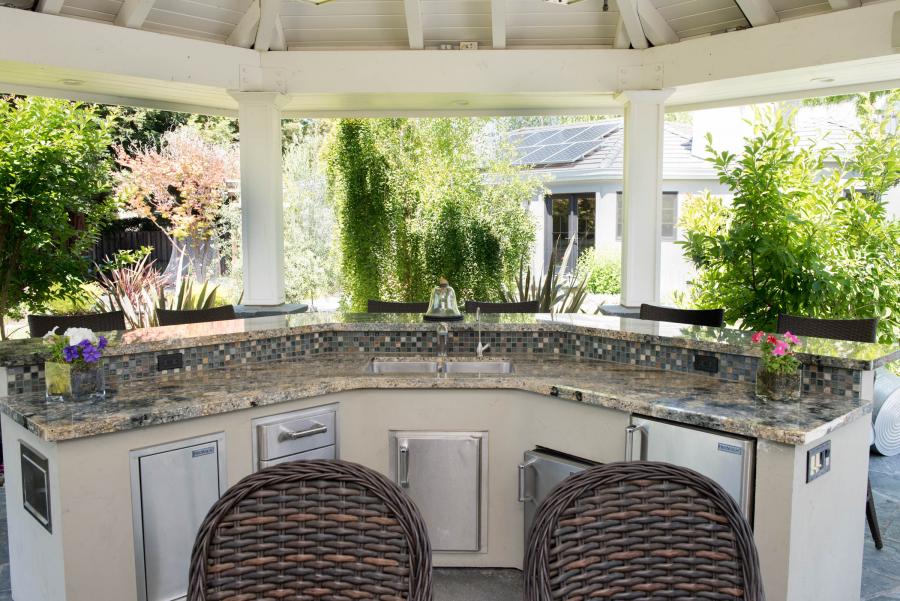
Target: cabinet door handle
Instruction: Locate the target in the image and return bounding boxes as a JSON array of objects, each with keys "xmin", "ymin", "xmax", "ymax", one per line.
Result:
[
  {"xmin": 398, "ymin": 443, "xmax": 410, "ymax": 488},
  {"xmin": 518, "ymin": 458, "xmax": 537, "ymax": 502},
  {"xmin": 278, "ymin": 422, "xmax": 327, "ymax": 442},
  {"xmin": 625, "ymin": 424, "xmax": 648, "ymax": 461}
]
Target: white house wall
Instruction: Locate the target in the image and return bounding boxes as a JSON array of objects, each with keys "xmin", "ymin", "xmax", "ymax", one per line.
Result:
[{"xmin": 530, "ymin": 179, "xmax": 732, "ymax": 303}]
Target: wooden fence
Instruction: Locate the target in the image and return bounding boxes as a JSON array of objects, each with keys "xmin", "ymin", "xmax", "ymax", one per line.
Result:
[{"xmin": 89, "ymin": 230, "xmax": 173, "ymax": 268}]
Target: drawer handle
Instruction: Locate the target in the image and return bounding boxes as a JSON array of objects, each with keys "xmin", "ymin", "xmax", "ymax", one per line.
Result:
[
  {"xmin": 398, "ymin": 444, "xmax": 410, "ymax": 488},
  {"xmin": 518, "ymin": 458, "xmax": 537, "ymax": 502},
  {"xmin": 278, "ymin": 423, "xmax": 328, "ymax": 442}
]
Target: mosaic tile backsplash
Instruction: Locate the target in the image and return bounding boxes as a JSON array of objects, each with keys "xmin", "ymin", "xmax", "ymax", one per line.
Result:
[{"xmin": 4, "ymin": 326, "xmax": 863, "ymax": 399}]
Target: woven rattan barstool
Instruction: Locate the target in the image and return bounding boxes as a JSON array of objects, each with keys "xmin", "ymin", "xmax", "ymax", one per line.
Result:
[
  {"xmin": 188, "ymin": 460, "xmax": 433, "ymax": 601},
  {"xmin": 525, "ymin": 461, "xmax": 765, "ymax": 601}
]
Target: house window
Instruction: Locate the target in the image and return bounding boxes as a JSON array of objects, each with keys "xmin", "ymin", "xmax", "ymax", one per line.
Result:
[
  {"xmin": 545, "ymin": 193, "xmax": 595, "ymax": 273},
  {"xmin": 616, "ymin": 191, "xmax": 678, "ymax": 241}
]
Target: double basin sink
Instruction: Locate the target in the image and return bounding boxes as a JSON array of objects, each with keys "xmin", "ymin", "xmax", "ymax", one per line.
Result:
[{"xmin": 367, "ymin": 358, "xmax": 514, "ymax": 375}]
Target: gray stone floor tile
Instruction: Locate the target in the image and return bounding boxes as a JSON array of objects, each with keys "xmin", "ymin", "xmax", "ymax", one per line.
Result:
[{"xmin": 435, "ymin": 568, "xmax": 523, "ymax": 601}]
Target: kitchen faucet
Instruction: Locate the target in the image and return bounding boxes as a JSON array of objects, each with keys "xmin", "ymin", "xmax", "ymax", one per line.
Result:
[
  {"xmin": 475, "ymin": 307, "xmax": 490, "ymax": 358},
  {"xmin": 436, "ymin": 322, "xmax": 450, "ymax": 358}
]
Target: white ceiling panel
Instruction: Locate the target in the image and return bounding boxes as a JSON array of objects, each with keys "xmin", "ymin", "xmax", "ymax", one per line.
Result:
[
  {"xmin": 422, "ymin": 0, "xmax": 491, "ymax": 46},
  {"xmin": 59, "ymin": 0, "xmax": 122, "ymax": 20},
  {"xmin": 507, "ymin": 0, "xmax": 619, "ymax": 47},
  {"xmin": 281, "ymin": 0, "xmax": 409, "ymax": 48}
]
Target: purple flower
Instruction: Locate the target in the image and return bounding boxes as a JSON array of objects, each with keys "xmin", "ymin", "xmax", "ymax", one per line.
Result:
[
  {"xmin": 78, "ymin": 339, "xmax": 91, "ymax": 347},
  {"xmin": 98, "ymin": 336, "xmax": 108, "ymax": 350},
  {"xmin": 81, "ymin": 343, "xmax": 101, "ymax": 364},
  {"xmin": 62, "ymin": 346, "xmax": 80, "ymax": 363}
]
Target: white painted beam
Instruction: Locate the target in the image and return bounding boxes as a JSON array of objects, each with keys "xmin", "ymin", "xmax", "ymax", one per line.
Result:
[
  {"xmin": 615, "ymin": 0, "xmax": 649, "ymax": 49},
  {"xmin": 636, "ymin": 0, "xmax": 679, "ymax": 46},
  {"xmin": 614, "ymin": 16, "xmax": 631, "ymax": 49},
  {"xmin": 254, "ymin": 0, "xmax": 279, "ymax": 52},
  {"xmin": 35, "ymin": 0, "xmax": 64, "ymax": 14},
  {"xmin": 114, "ymin": 0, "xmax": 156, "ymax": 28},
  {"xmin": 403, "ymin": 0, "xmax": 424, "ymax": 50},
  {"xmin": 735, "ymin": 0, "xmax": 779, "ymax": 26},
  {"xmin": 491, "ymin": 0, "xmax": 506, "ymax": 49},
  {"xmin": 227, "ymin": 0, "xmax": 261, "ymax": 48},
  {"xmin": 827, "ymin": 0, "xmax": 860, "ymax": 8}
]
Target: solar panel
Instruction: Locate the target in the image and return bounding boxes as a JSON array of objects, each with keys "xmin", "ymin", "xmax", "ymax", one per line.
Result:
[
  {"xmin": 566, "ymin": 123, "xmax": 617, "ymax": 143},
  {"xmin": 517, "ymin": 143, "xmax": 571, "ymax": 165},
  {"xmin": 541, "ymin": 141, "xmax": 603, "ymax": 164},
  {"xmin": 519, "ymin": 130, "xmax": 557, "ymax": 146},
  {"xmin": 537, "ymin": 126, "xmax": 589, "ymax": 146}
]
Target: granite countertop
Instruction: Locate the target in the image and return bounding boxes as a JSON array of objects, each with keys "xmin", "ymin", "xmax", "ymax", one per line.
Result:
[
  {"xmin": 0, "ymin": 354, "xmax": 869, "ymax": 445},
  {"xmin": 1, "ymin": 312, "xmax": 896, "ymax": 371}
]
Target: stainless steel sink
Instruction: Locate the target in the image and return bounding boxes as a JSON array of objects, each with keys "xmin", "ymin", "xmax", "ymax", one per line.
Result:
[
  {"xmin": 368, "ymin": 359, "xmax": 440, "ymax": 374},
  {"xmin": 444, "ymin": 360, "xmax": 514, "ymax": 375}
]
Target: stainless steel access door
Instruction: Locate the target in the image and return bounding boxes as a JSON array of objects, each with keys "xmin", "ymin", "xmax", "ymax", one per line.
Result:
[
  {"xmin": 130, "ymin": 434, "xmax": 225, "ymax": 601},
  {"xmin": 520, "ymin": 449, "xmax": 596, "ymax": 542},
  {"xmin": 628, "ymin": 416, "xmax": 755, "ymax": 519},
  {"xmin": 389, "ymin": 431, "xmax": 485, "ymax": 552}
]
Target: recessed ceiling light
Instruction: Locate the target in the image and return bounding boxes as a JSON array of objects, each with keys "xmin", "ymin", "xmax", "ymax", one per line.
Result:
[
  {"xmin": 452, "ymin": 100, "xmax": 470, "ymax": 107},
  {"xmin": 60, "ymin": 79, "xmax": 86, "ymax": 86},
  {"xmin": 810, "ymin": 77, "xmax": 836, "ymax": 84},
  {"xmin": 297, "ymin": 0, "xmax": 333, "ymax": 4}
]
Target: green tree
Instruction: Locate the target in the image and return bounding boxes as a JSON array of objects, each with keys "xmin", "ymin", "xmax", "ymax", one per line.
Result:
[
  {"xmin": 679, "ymin": 104, "xmax": 900, "ymax": 343},
  {"xmin": 0, "ymin": 96, "xmax": 117, "ymax": 339},
  {"xmin": 326, "ymin": 118, "xmax": 541, "ymax": 310}
]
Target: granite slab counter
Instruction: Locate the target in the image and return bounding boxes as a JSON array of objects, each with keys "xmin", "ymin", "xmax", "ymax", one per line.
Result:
[{"xmin": 0, "ymin": 354, "xmax": 869, "ymax": 446}]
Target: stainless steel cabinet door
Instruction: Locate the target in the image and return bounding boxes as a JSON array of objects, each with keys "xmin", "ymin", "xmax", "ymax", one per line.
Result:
[
  {"xmin": 131, "ymin": 435, "xmax": 224, "ymax": 601},
  {"xmin": 390, "ymin": 432, "xmax": 484, "ymax": 552}
]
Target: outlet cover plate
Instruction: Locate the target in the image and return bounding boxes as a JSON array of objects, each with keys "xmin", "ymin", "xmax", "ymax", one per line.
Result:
[
  {"xmin": 157, "ymin": 352, "xmax": 184, "ymax": 372},
  {"xmin": 807, "ymin": 440, "xmax": 832, "ymax": 483},
  {"xmin": 693, "ymin": 354, "xmax": 719, "ymax": 374}
]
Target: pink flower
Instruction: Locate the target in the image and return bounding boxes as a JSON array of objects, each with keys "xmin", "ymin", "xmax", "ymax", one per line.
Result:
[
  {"xmin": 784, "ymin": 331, "xmax": 800, "ymax": 345},
  {"xmin": 751, "ymin": 331, "xmax": 764, "ymax": 344},
  {"xmin": 772, "ymin": 341, "xmax": 790, "ymax": 357},
  {"xmin": 766, "ymin": 334, "xmax": 778, "ymax": 345}
]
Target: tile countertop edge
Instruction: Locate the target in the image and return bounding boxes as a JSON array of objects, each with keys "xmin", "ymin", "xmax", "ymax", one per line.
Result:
[
  {"xmin": 0, "ymin": 374, "xmax": 871, "ymax": 447},
  {"xmin": 1, "ymin": 314, "xmax": 896, "ymax": 370}
]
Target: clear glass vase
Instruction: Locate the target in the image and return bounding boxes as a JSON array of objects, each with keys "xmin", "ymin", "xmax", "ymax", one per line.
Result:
[
  {"xmin": 45, "ymin": 362, "xmax": 105, "ymax": 402},
  {"xmin": 755, "ymin": 366, "xmax": 802, "ymax": 402}
]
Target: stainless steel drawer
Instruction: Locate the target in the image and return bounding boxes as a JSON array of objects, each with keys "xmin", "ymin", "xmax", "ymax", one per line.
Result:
[
  {"xmin": 258, "ymin": 444, "xmax": 336, "ymax": 469},
  {"xmin": 255, "ymin": 405, "xmax": 337, "ymax": 462}
]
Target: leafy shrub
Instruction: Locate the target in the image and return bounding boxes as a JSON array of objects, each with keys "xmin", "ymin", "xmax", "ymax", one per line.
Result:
[
  {"xmin": 44, "ymin": 283, "xmax": 105, "ymax": 316},
  {"xmin": 679, "ymin": 101, "xmax": 900, "ymax": 343},
  {"xmin": 576, "ymin": 248, "xmax": 621, "ymax": 295},
  {"xmin": 0, "ymin": 96, "xmax": 117, "ymax": 339},
  {"xmin": 501, "ymin": 237, "xmax": 589, "ymax": 313}
]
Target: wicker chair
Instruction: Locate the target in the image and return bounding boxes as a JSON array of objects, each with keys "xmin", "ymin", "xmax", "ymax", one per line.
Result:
[
  {"xmin": 464, "ymin": 300, "xmax": 540, "ymax": 314},
  {"xmin": 639, "ymin": 303, "xmax": 725, "ymax": 328},
  {"xmin": 525, "ymin": 461, "xmax": 765, "ymax": 601},
  {"xmin": 776, "ymin": 314, "xmax": 878, "ymax": 344},
  {"xmin": 776, "ymin": 313, "xmax": 883, "ymax": 550},
  {"xmin": 27, "ymin": 311, "xmax": 126, "ymax": 338},
  {"xmin": 367, "ymin": 300, "xmax": 430, "ymax": 314},
  {"xmin": 188, "ymin": 460, "xmax": 433, "ymax": 601},
  {"xmin": 156, "ymin": 305, "xmax": 236, "ymax": 326}
]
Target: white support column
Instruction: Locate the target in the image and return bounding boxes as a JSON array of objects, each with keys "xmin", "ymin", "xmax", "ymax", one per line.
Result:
[
  {"xmin": 230, "ymin": 91, "xmax": 287, "ymax": 306},
  {"xmin": 618, "ymin": 89, "xmax": 673, "ymax": 308}
]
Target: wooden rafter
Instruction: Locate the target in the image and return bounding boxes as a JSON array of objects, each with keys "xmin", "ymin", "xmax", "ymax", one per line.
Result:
[
  {"xmin": 491, "ymin": 0, "xmax": 506, "ymax": 49},
  {"xmin": 254, "ymin": 0, "xmax": 280, "ymax": 51},
  {"xmin": 35, "ymin": 0, "xmax": 64, "ymax": 14},
  {"xmin": 615, "ymin": 0, "xmax": 649, "ymax": 49},
  {"xmin": 403, "ymin": 0, "xmax": 424, "ymax": 49},
  {"xmin": 826, "ymin": 0, "xmax": 860, "ymax": 8},
  {"xmin": 636, "ymin": 0, "xmax": 678, "ymax": 46},
  {"xmin": 734, "ymin": 0, "xmax": 779, "ymax": 26},
  {"xmin": 613, "ymin": 16, "xmax": 631, "ymax": 49},
  {"xmin": 114, "ymin": 0, "xmax": 157, "ymax": 28},
  {"xmin": 227, "ymin": 0, "xmax": 260, "ymax": 48}
]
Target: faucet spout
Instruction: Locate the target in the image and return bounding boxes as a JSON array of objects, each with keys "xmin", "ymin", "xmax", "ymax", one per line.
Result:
[
  {"xmin": 436, "ymin": 322, "xmax": 450, "ymax": 358},
  {"xmin": 475, "ymin": 307, "xmax": 489, "ymax": 358}
]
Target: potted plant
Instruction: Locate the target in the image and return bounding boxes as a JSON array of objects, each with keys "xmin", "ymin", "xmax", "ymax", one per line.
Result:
[
  {"xmin": 43, "ymin": 327, "xmax": 108, "ymax": 401},
  {"xmin": 752, "ymin": 330, "xmax": 802, "ymax": 402}
]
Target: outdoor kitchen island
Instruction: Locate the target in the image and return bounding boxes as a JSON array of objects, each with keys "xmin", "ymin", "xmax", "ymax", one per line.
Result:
[{"xmin": 1, "ymin": 313, "xmax": 896, "ymax": 601}]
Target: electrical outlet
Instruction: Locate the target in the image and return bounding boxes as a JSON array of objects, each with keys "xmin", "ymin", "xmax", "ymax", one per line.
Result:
[
  {"xmin": 693, "ymin": 354, "xmax": 719, "ymax": 374},
  {"xmin": 459, "ymin": 41, "xmax": 479, "ymax": 50},
  {"xmin": 807, "ymin": 440, "xmax": 831, "ymax": 483},
  {"xmin": 156, "ymin": 352, "xmax": 184, "ymax": 372}
]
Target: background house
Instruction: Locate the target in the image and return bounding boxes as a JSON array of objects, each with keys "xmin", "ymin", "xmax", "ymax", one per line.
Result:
[{"xmin": 514, "ymin": 103, "xmax": 900, "ymax": 304}]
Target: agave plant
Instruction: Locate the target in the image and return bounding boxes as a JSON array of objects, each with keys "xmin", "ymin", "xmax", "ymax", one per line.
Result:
[
  {"xmin": 158, "ymin": 279, "xmax": 221, "ymax": 312},
  {"xmin": 501, "ymin": 237, "xmax": 590, "ymax": 313}
]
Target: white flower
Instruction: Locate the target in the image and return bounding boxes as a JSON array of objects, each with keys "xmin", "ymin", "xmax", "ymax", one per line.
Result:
[
  {"xmin": 42, "ymin": 327, "xmax": 59, "ymax": 341},
  {"xmin": 63, "ymin": 327, "xmax": 98, "ymax": 347}
]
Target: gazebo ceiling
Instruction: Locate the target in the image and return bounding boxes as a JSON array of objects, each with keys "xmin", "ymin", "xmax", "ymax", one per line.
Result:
[
  {"xmin": 18, "ymin": 0, "xmax": 884, "ymax": 50},
  {"xmin": 0, "ymin": 0, "xmax": 897, "ymax": 116}
]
